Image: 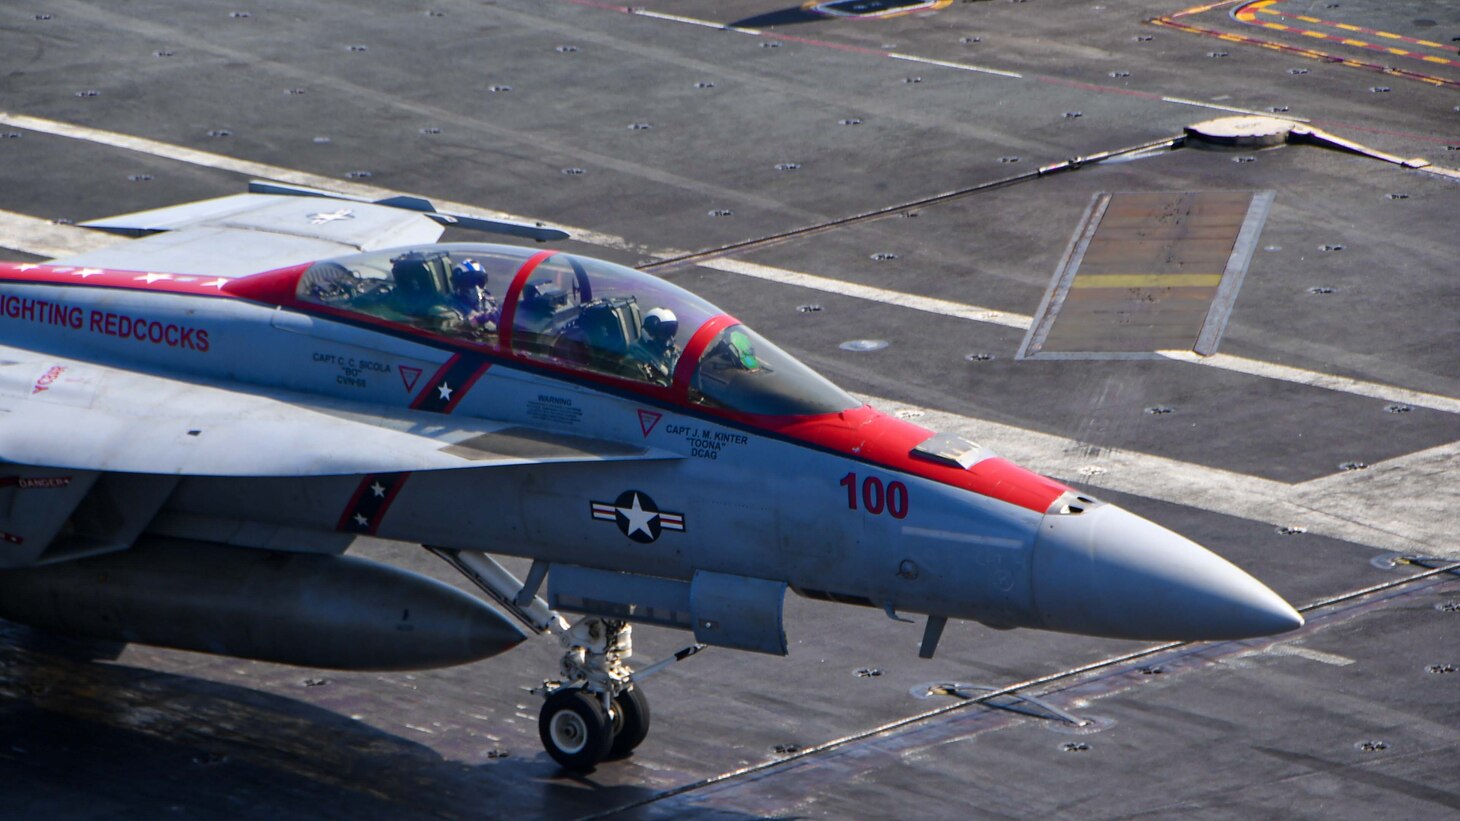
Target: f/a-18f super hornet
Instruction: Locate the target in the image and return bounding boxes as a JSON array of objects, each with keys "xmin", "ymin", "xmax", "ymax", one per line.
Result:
[{"xmin": 0, "ymin": 183, "xmax": 1302, "ymax": 770}]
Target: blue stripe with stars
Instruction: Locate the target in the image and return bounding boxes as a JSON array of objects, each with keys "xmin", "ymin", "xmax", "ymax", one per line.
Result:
[
  {"xmin": 409, "ymin": 354, "xmax": 490, "ymax": 414},
  {"xmin": 337, "ymin": 472, "xmax": 411, "ymax": 535},
  {"xmin": 336, "ymin": 355, "xmax": 491, "ymax": 534}
]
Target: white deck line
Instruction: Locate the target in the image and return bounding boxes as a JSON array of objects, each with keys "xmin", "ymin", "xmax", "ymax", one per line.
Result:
[
  {"xmin": 862, "ymin": 394, "xmax": 1457, "ymax": 558},
  {"xmin": 1158, "ymin": 350, "xmax": 1460, "ymax": 415},
  {"xmin": 887, "ymin": 53, "xmax": 1024, "ymax": 79},
  {"xmin": 0, "ymin": 210, "xmax": 125, "ymax": 259}
]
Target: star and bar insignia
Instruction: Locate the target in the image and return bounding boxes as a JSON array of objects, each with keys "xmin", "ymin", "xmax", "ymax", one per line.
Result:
[{"xmin": 591, "ymin": 490, "xmax": 685, "ymax": 544}]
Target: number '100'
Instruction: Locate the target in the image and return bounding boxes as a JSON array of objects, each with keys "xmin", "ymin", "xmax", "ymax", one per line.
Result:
[{"xmin": 839, "ymin": 472, "xmax": 909, "ymax": 519}]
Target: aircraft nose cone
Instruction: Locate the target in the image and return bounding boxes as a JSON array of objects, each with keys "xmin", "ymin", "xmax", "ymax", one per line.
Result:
[{"xmin": 1031, "ymin": 503, "xmax": 1303, "ymax": 641}]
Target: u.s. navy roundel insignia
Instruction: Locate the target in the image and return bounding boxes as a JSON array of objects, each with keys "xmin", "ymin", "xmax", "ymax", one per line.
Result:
[
  {"xmin": 590, "ymin": 490, "xmax": 685, "ymax": 543},
  {"xmin": 307, "ymin": 208, "xmax": 355, "ymax": 225}
]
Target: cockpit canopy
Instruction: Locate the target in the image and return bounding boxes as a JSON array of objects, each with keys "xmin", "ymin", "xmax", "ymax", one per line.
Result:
[{"xmin": 296, "ymin": 243, "xmax": 858, "ymax": 417}]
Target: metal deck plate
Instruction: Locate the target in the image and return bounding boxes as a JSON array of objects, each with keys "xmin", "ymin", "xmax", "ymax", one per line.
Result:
[{"xmin": 1021, "ymin": 190, "xmax": 1274, "ymax": 359}]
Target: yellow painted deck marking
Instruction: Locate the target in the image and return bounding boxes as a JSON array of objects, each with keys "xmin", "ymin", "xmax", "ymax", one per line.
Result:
[
  {"xmin": 1071, "ymin": 275, "xmax": 1224, "ymax": 289},
  {"xmin": 1156, "ymin": 2, "xmax": 1460, "ymax": 83}
]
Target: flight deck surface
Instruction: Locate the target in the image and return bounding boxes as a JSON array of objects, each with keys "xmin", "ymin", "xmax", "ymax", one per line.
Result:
[{"xmin": 0, "ymin": 0, "xmax": 1457, "ymax": 817}]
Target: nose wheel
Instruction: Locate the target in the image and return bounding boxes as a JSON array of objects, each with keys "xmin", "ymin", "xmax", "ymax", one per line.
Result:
[
  {"xmin": 539, "ymin": 688, "xmax": 614, "ymax": 770},
  {"xmin": 608, "ymin": 685, "xmax": 651, "ymax": 758},
  {"xmin": 538, "ymin": 683, "xmax": 653, "ymax": 770}
]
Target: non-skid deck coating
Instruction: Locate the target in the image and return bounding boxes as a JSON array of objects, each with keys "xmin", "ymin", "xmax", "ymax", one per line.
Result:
[{"xmin": 0, "ymin": 1, "xmax": 1456, "ymax": 818}]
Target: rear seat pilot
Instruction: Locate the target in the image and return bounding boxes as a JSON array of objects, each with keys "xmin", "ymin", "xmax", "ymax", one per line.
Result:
[{"xmin": 629, "ymin": 307, "xmax": 680, "ymax": 384}]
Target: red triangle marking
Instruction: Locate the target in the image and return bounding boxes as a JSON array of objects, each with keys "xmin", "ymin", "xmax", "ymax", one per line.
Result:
[
  {"xmin": 638, "ymin": 409, "xmax": 662, "ymax": 437},
  {"xmin": 399, "ymin": 366, "xmax": 423, "ymax": 393}
]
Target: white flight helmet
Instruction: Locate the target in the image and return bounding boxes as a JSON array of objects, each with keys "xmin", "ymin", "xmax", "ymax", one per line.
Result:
[{"xmin": 642, "ymin": 307, "xmax": 679, "ymax": 344}]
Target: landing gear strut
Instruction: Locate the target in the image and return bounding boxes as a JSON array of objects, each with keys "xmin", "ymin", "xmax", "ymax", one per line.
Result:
[
  {"xmin": 538, "ymin": 617, "xmax": 652, "ymax": 770},
  {"xmin": 426, "ymin": 549, "xmax": 700, "ymax": 771}
]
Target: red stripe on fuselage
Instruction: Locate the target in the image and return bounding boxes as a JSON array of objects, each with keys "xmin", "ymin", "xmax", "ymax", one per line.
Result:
[
  {"xmin": 221, "ymin": 263, "xmax": 311, "ymax": 304},
  {"xmin": 0, "ymin": 261, "xmax": 249, "ymax": 297},
  {"xmin": 769, "ymin": 405, "xmax": 1070, "ymax": 514}
]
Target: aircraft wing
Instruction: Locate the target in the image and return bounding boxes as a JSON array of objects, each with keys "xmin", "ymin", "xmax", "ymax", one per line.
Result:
[
  {"xmin": 0, "ymin": 350, "xmax": 674, "ymax": 477},
  {"xmin": 47, "ymin": 181, "xmax": 569, "ymax": 277}
]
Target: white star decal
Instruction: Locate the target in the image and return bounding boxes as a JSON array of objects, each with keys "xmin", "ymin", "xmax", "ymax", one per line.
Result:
[
  {"xmin": 370, "ymin": 481, "xmax": 386, "ymax": 498},
  {"xmin": 437, "ymin": 382, "xmax": 453, "ymax": 401},
  {"xmin": 73, "ymin": 268, "xmax": 104, "ymax": 278},
  {"xmin": 201, "ymin": 278, "xmax": 228, "ymax": 289},
  {"xmin": 616, "ymin": 493, "xmax": 659, "ymax": 539},
  {"xmin": 353, "ymin": 513, "xmax": 369, "ymax": 527},
  {"xmin": 308, "ymin": 208, "xmax": 355, "ymax": 225},
  {"xmin": 135, "ymin": 273, "xmax": 174, "ymax": 284},
  {"xmin": 17, "ymin": 264, "xmax": 41, "ymax": 271}
]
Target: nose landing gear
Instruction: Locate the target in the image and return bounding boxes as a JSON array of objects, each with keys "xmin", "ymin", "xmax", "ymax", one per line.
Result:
[
  {"xmin": 424, "ymin": 549, "xmax": 699, "ymax": 771},
  {"xmin": 538, "ymin": 616, "xmax": 649, "ymax": 770},
  {"xmin": 538, "ymin": 616, "xmax": 699, "ymax": 771}
]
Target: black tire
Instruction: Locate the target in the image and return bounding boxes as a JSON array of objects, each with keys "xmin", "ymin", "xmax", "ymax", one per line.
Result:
[
  {"xmin": 539, "ymin": 688, "xmax": 613, "ymax": 771},
  {"xmin": 608, "ymin": 686, "xmax": 651, "ymax": 758}
]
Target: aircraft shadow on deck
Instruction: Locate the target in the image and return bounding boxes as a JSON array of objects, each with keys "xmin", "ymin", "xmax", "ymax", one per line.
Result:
[
  {"xmin": 731, "ymin": 8, "xmax": 828, "ymax": 28},
  {"xmin": 0, "ymin": 621, "xmax": 732, "ymax": 820}
]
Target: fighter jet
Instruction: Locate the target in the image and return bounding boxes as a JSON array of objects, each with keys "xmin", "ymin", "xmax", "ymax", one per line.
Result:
[{"xmin": 0, "ymin": 183, "xmax": 1302, "ymax": 770}]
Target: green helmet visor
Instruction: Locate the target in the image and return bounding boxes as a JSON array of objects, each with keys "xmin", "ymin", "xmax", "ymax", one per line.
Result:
[{"xmin": 728, "ymin": 329, "xmax": 759, "ymax": 370}]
